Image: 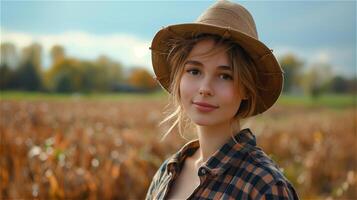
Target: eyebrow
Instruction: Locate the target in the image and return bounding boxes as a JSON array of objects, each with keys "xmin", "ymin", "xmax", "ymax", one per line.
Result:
[{"xmin": 184, "ymin": 60, "xmax": 232, "ymax": 71}]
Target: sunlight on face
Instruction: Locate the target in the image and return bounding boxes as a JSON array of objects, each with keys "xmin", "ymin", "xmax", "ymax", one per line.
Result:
[{"xmin": 179, "ymin": 38, "xmax": 243, "ymax": 127}]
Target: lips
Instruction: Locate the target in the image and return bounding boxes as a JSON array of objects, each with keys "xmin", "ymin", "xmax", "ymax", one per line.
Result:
[
  {"xmin": 192, "ymin": 101, "xmax": 219, "ymax": 112},
  {"xmin": 193, "ymin": 102, "xmax": 218, "ymax": 108}
]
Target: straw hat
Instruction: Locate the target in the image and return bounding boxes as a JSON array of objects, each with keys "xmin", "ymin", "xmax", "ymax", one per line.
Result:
[{"xmin": 150, "ymin": 0, "xmax": 284, "ymax": 115}]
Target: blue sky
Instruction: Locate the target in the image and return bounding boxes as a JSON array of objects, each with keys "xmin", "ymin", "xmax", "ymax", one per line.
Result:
[{"xmin": 1, "ymin": 0, "xmax": 356, "ymax": 77}]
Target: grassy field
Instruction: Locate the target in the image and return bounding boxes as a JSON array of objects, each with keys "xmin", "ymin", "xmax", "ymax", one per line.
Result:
[
  {"xmin": 1, "ymin": 90, "xmax": 355, "ymax": 108},
  {"xmin": 277, "ymin": 93, "xmax": 356, "ymax": 108},
  {"xmin": 0, "ymin": 90, "xmax": 168, "ymax": 101}
]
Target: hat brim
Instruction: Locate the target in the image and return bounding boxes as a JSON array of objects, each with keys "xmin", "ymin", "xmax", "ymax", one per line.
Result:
[{"xmin": 151, "ymin": 23, "xmax": 284, "ymax": 115}]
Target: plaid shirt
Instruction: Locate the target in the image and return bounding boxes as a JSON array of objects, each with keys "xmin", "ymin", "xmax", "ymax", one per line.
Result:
[{"xmin": 145, "ymin": 128, "xmax": 299, "ymax": 200}]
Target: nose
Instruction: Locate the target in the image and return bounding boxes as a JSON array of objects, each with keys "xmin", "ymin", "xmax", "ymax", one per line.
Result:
[
  {"xmin": 199, "ymin": 78, "xmax": 214, "ymax": 97},
  {"xmin": 199, "ymin": 89, "xmax": 212, "ymax": 96}
]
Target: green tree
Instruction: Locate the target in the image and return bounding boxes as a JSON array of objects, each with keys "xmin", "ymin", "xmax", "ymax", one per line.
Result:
[
  {"xmin": 1, "ymin": 42, "xmax": 18, "ymax": 68},
  {"xmin": 1, "ymin": 43, "xmax": 19, "ymax": 90},
  {"xmin": 50, "ymin": 45, "xmax": 65, "ymax": 66},
  {"xmin": 94, "ymin": 55, "xmax": 124, "ymax": 91},
  {"xmin": 279, "ymin": 54, "xmax": 304, "ymax": 94},
  {"xmin": 45, "ymin": 58, "xmax": 83, "ymax": 93},
  {"xmin": 127, "ymin": 67, "xmax": 157, "ymax": 90},
  {"xmin": 45, "ymin": 56, "xmax": 124, "ymax": 93},
  {"xmin": 328, "ymin": 76, "xmax": 356, "ymax": 94},
  {"xmin": 21, "ymin": 43, "xmax": 42, "ymax": 71},
  {"xmin": 54, "ymin": 70, "xmax": 73, "ymax": 93},
  {"xmin": 302, "ymin": 63, "xmax": 333, "ymax": 98},
  {"xmin": 0, "ymin": 63, "xmax": 14, "ymax": 90},
  {"xmin": 15, "ymin": 60, "xmax": 43, "ymax": 91},
  {"xmin": 11, "ymin": 43, "xmax": 44, "ymax": 91}
]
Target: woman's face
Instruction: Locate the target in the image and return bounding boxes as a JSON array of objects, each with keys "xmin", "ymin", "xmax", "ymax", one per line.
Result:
[{"xmin": 179, "ymin": 38, "xmax": 244, "ymax": 127}]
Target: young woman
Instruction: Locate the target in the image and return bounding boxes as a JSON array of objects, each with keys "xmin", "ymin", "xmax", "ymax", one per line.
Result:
[{"xmin": 146, "ymin": 1, "xmax": 299, "ymax": 199}]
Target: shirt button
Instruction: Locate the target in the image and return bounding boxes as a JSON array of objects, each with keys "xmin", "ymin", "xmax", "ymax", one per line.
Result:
[{"xmin": 200, "ymin": 168, "xmax": 207, "ymax": 175}]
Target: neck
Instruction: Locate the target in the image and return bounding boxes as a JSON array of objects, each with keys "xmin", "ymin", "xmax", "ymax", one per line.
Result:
[{"xmin": 193, "ymin": 121, "xmax": 241, "ymax": 167}]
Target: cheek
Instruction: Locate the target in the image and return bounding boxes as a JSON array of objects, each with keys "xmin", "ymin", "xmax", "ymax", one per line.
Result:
[
  {"xmin": 179, "ymin": 76, "xmax": 195, "ymax": 105},
  {"xmin": 218, "ymin": 85, "xmax": 241, "ymax": 110}
]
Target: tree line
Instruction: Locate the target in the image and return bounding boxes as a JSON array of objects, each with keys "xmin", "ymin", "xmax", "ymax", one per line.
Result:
[
  {"xmin": 279, "ymin": 54, "xmax": 356, "ymax": 97},
  {"xmin": 0, "ymin": 42, "xmax": 355, "ymax": 95},
  {"xmin": 0, "ymin": 42, "xmax": 157, "ymax": 93}
]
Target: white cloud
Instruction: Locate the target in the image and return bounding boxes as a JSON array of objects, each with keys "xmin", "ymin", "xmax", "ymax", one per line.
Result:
[
  {"xmin": 315, "ymin": 51, "xmax": 330, "ymax": 64},
  {"xmin": 0, "ymin": 28, "xmax": 153, "ymax": 72}
]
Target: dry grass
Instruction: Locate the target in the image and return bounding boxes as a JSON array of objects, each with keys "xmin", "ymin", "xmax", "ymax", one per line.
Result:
[{"xmin": 0, "ymin": 98, "xmax": 356, "ymax": 199}]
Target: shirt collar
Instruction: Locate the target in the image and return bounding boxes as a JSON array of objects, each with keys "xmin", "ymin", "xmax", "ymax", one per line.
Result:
[{"xmin": 166, "ymin": 128, "xmax": 257, "ymax": 176}]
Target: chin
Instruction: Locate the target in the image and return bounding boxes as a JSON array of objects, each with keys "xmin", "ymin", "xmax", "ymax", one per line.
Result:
[
  {"xmin": 190, "ymin": 117, "xmax": 220, "ymax": 127},
  {"xmin": 193, "ymin": 121, "xmax": 210, "ymax": 126}
]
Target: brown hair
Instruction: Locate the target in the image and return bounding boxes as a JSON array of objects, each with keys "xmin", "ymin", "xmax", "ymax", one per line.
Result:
[{"xmin": 159, "ymin": 34, "xmax": 262, "ymax": 140}]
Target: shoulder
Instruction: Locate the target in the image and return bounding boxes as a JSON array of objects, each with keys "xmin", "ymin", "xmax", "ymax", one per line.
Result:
[
  {"xmin": 145, "ymin": 157, "xmax": 171, "ymax": 200},
  {"xmin": 229, "ymin": 146, "xmax": 299, "ymax": 199},
  {"xmin": 149, "ymin": 156, "xmax": 171, "ymax": 186},
  {"xmin": 146, "ymin": 140, "xmax": 199, "ymax": 199},
  {"xmin": 147, "ymin": 139, "xmax": 199, "ymax": 190}
]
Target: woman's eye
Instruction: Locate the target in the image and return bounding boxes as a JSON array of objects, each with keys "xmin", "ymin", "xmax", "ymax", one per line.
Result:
[
  {"xmin": 186, "ymin": 69, "xmax": 200, "ymax": 76},
  {"xmin": 220, "ymin": 74, "xmax": 233, "ymax": 80},
  {"xmin": 185, "ymin": 68, "xmax": 232, "ymax": 80}
]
